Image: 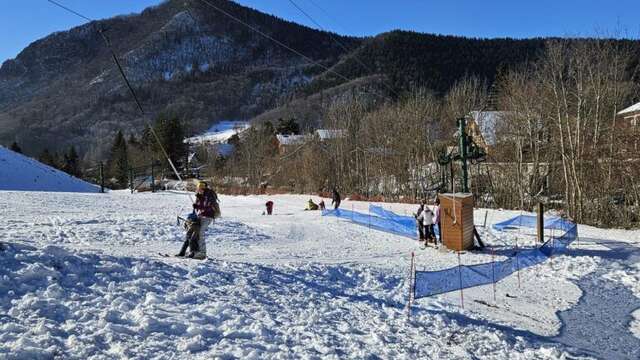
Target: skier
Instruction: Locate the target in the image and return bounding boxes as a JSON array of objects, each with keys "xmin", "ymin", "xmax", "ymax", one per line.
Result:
[
  {"xmin": 414, "ymin": 200, "xmax": 425, "ymax": 241},
  {"xmin": 331, "ymin": 188, "xmax": 341, "ymax": 210},
  {"xmin": 189, "ymin": 181, "xmax": 218, "ymax": 259},
  {"xmin": 306, "ymin": 199, "xmax": 319, "ymax": 211},
  {"xmin": 417, "ymin": 204, "xmax": 435, "ymax": 246},
  {"xmin": 176, "ymin": 213, "xmax": 201, "ymax": 257},
  {"xmin": 265, "ymin": 200, "xmax": 274, "ymax": 215}
]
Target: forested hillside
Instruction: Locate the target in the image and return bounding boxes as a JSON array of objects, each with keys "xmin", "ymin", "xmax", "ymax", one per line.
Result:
[{"xmin": 1, "ymin": 0, "xmax": 616, "ymax": 160}]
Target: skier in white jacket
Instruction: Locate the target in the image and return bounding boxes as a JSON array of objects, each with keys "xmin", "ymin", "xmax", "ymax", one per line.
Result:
[{"xmin": 417, "ymin": 206, "xmax": 435, "ymax": 244}]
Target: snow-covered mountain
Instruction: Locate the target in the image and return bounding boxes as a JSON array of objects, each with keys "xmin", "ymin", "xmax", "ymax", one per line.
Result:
[{"xmin": 0, "ymin": 146, "xmax": 99, "ymax": 193}]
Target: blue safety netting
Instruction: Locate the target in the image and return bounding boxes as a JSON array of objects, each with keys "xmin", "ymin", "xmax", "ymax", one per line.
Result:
[
  {"xmin": 322, "ymin": 205, "xmax": 442, "ymax": 239},
  {"xmin": 322, "ymin": 208, "xmax": 418, "ymax": 238},
  {"xmin": 369, "ymin": 205, "xmax": 417, "ymax": 229},
  {"xmin": 492, "ymin": 214, "xmax": 573, "ymax": 232},
  {"xmin": 414, "ymin": 216, "xmax": 577, "ymax": 299}
]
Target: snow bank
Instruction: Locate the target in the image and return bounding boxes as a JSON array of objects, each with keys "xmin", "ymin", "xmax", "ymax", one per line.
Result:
[{"xmin": 0, "ymin": 146, "xmax": 99, "ymax": 193}]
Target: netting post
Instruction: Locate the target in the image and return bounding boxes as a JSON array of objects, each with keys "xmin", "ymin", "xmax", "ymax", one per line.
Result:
[
  {"xmin": 537, "ymin": 202, "xmax": 544, "ymax": 243},
  {"xmin": 515, "ymin": 238, "xmax": 521, "ymax": 289},
  {"xmin": 351, "ymin": 203, "xmax": 354, "ymax": 221},
  {"xmin": 457, "ymin": 251, "xmax": 464, "ymax": 309},
  {"xmin": 516, "ymin": 237, "xmax": 520, "ymax": 289},
  {"xmin": 407, "ymin": 252, "xmax": 415, "ymax": 320},
  {"xmin": 491, "ymin": 247, "xmax": 497, "ymax": 303}
]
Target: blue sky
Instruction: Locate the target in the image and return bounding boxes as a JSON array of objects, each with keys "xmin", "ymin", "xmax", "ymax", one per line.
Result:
[{"xmin": 1, "ymin": 0, "xmax": 638, "ymax": 64}]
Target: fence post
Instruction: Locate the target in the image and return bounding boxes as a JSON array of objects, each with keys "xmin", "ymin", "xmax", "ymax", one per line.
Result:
[
  {"xmin": 537, "ymin": 202, "xmax": 544, "ymax": 243},
  {"xmin": 99, "ymin": 162, "xmax": 104, "ymax": 193},
  {"xmin": 129, "ymin": 168, "xmax": 134, "ymax": 194},
  {"xmin": 491, "ymin": 247, "xmax": 497, "ymax": 303},
  {"xmin": 407, "ymin": 252, "xmax": 415, "ymax": 320},
  {"xmin": 151, "ymin": 163, "xmax": 155, "ymax": 193},
  {"xmin": 457, "ymin": 251, "xmax": 464, "ymax": 309},
  {"xmin": 515, "ymin": 238, "xmax": 521, "ymax": 289}
]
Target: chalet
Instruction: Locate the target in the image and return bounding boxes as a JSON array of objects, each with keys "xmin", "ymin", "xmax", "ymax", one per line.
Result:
[
  {"xmin": 467, "ymin": 111, "xmax": 508, "ymax": 153},
  {"xmin": 315, "ymin": 129, "xmax": 345, "ymax": 141},
  {"xmin": 276, "ymin": 134, "xmax": 307, "ymax": 154},
  {"xmin": 617, "ymin": 102, "xmax": 640, "ymax": 127}
]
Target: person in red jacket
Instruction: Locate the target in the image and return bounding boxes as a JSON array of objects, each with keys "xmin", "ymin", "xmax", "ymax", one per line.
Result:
[{"xmin": 190, "ymin": 181, "xmax": 219, "ymax": 259}]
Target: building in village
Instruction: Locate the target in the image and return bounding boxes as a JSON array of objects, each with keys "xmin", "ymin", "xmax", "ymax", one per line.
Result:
[
  {"xmin": 275, "ymin": 134, "xmax": 307, "ymax": 154},
  {"xmin": 618, "ymin": 102, "xmax": 640, "ymax": 127},
  {"xmin": 466, "ymin": 111, "xmax": 507, "ymax": 154},
  {"xmin": 275, "ymin": 129, "xmax": 345, "ymax": 154}
]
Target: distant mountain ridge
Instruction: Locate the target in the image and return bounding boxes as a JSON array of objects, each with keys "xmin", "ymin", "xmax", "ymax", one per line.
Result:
[{"xmin": 1, "ymin": 0, "xmax": 638, "ymax": 160}]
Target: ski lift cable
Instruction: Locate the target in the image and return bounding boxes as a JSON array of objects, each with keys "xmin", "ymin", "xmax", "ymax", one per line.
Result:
[
  {"xmin": 285, "ymin": 0, "xmax": 400, "ymax": 98},
  {"xmin": 194, "ymin": 0, "xmax": 390, "ymax": 101},
  {"xmin": 196, "ymin": 0, "xmax": 351, "ymax": 83},
  {"xmin": 47, "ymin": 0, "xmax": 194, "ymax": 203}
]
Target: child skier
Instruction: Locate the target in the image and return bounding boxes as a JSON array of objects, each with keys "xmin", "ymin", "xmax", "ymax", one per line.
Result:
[{"xmin": 417, "ymin": 204, "xmax": 436, "ymax": 246}]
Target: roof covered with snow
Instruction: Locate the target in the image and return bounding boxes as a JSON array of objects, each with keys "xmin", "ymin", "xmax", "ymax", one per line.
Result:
[
  {"xmin": 276, "ymin": 134, "xmax": 307, "ymax": 145},
  {"xmin": 0, "ymin": 146, "xmax": 99, "ymax": 193},
  {"xmin": 469, "ymin": 111, "xmax": 509, "ymax": 146},
  {"xmin": 315, "ymin": 129, "xmax": 345, "ymax": 140},
  {"xmin": 618, "ymin": 102, "xmax": 640, "ymax": 115}
]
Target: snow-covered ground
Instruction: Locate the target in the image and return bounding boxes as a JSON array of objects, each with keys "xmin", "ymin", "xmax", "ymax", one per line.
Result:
[
  {"xmin": 0, "ymin": 146, "xmax": 99, "ymax": 193},
  {"xmin": 1, "ymin": 191, "xmax": 639, "ymax": 359},
  {"xmin": 185, "ymin": 121, "xmax": 249, "ymax": 145}
]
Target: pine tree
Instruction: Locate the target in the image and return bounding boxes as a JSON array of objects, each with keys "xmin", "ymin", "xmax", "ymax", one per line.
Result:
[
  {"xmin": 276, "ymin": 118, "xmax": 300, "ymax": 135},
  {"xmin": 9, "ymin": 142, "xmax": 22, "ymax": 154},
  {"xmin": 62, "ymin": 146, "xmax": 81, "ymax": 177},
  {"xmin": 153, "ymin": 114, "xmax": 187, "ymax": 175},
  {"xmin": 38, "ymin": 148, "xmax": 58, "ymax": 168},
  {"xmin": 107, "ymin": 130, "xmax": 129, "ymax": 188}
]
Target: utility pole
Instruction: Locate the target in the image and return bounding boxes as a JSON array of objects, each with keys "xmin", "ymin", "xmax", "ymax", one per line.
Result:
[
  {"xmin": 129, "ymin": 168, "xmax": 134, "ymax": 194},
  {"xmin": 99, "ymin": 162, "xmax": 105, "ymax": 193},
  {"xmin": 150, "ymin": 162, "xmax": 155, "ymax": 193},
  {"xmin": 457, "ymin": 117, "xmax": 470, "ymax": 193}
]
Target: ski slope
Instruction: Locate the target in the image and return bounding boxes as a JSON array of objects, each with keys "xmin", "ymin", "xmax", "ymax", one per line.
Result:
[
  {"xmin": 0, "ymin": 146, "xmax": 99, "ymax": 193},
  {"xmin": 185, "ymin": 121, "xmax": 249, "ymax": 145},
  {"xmin": 1, "ymin": 191, "xmax": 639, "ymax": 359}
]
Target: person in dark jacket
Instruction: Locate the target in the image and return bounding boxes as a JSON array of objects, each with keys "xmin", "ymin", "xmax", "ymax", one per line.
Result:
[
  {"xmin": 331, "ymin": 188, "xmax": 341, "ymax": 210},
  {"xmin": 265, "ymin": 200, "xmax": 274, "ymax": 215},
  {"xmin": 189, "ymin": 181, "xmax": 219, "ymax": 259},
  {"xmin": 414, "ymin": 200, "xmax": 425, "ymax": 241}
]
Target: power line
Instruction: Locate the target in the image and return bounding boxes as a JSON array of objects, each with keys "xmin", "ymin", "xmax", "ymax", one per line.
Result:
[
  {"xmin": 286, "ymin": 0, "xmax": 399, "ymax": 97},
  {"xmin": 47, "ymin": 0, "xmax": 192, "ymax": 202}
]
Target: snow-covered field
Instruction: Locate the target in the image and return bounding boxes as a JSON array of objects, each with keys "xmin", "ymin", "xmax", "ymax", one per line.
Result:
[{"xmin": 1, "ymin": 191, "xmax": 639, "ymax": 359}]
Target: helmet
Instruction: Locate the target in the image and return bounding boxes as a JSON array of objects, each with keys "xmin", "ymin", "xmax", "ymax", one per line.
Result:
[{"xmin": 196, "ymin": 181, "xmax": 208, "ymax": 190}]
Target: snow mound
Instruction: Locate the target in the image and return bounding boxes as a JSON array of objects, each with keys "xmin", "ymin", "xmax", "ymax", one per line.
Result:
[
  {"xmin": 0, "ymin": 242, "xmax": 563, "ymax": 359},
  {"xmin": 0, "ymin": 146, "xmax": 99, "ymax": 193}
]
